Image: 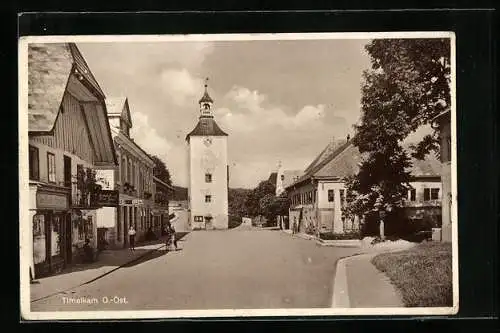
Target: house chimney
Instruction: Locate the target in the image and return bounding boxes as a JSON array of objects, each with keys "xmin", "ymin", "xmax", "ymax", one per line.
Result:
[{"xmin": 347, "ymin": 134, "xmax": 350, "ymax": 142}]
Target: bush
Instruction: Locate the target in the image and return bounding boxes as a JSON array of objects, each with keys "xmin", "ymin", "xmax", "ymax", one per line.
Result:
[
  {"xmin": 319, "ymin": 231, "xmax": 361, "ymax": 240},
  {"xmin": 228, "ymin": 215, "xmax": 243, "ymax": 229}
]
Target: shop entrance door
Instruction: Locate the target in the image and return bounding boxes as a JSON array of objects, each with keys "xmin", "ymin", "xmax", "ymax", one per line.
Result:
[
  {"xmin": 65, "ymin": 214, "xmax": 72, "ymax": 264},
  {"xmin": 123, "ymin": 206, "xmax": 128, "ymax": 248},
  {"xmin": 204, "ymin": 216, "xmax": 213, "ymax": 229}
]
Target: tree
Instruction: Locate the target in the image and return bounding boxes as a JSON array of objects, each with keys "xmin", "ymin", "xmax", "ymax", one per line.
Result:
[
  {"xmin": 259, "ymin": 193, "xmax": 277, "ymax": 221},
  {"xmin": 150, "ymin": 155, "xmax": 172, "ymax": 186},
  {"xmin": 345, "ymin": 38, "xmax": 451, "ymax": 236},
  {"xmin": 228, "ymin": 188, "xmax": 252, "ymax": 218},
  {"xmin": 245, "ymin": 180, "xmax": 276, "ymax": 218}
]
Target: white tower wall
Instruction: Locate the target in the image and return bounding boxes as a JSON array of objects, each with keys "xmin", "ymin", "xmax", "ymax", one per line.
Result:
[{"xmin": 188, "ymin": 136, "xmax": 228, "ymax": 229}]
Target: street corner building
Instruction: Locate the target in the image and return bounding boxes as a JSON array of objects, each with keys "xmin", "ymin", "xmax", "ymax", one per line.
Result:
[
  {"xmin": 285, "ymin": 136, "xmax": 444, "ymax": 237},
  {"xmin": 27, "ymin": 43, "xmax": 118, "ymax": 279},
  {"xmin": 186, "ymin": 81, "xmax": 229, "ymax": 230},
  {"xmin": 94, "ymin": 96, "xmax": 170, "ymax": 249}
]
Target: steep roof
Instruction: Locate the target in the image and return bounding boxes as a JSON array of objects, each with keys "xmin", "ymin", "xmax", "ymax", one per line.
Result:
[
  {"xmin": 198, "ymin": 90, "xmax": 214, "ymax": 104},
  {"xmin": 28, "ymin": 42, "xmax": 105, "ymax": 132},
  {"xmin": 303, "ymin": 140, "xmax": 345, "ymax": 174},
  {"xmin": 105, "ymin": 96, "xmax": 132, "ymax": 127},
  {"xmin": 28, "ymin": 43, "xmax": 73, "ymax": 132},
  {"xmin": 314, "ymin": 143, "xmax": 363, "ymax": 179},
  {"xmin": 186, "ymin": 116, "xmax": 228, "ymax": 141},
  {"xmin": 287, "ymin": 141, "xmax": 441, "ymax": 189},
  {"xmin": 282, "ymin": 170, "xmax": 303, "ymax": 188},
  {"xmin": 410, "ymin": 153, "xmax": 441, "ymax": 177}
]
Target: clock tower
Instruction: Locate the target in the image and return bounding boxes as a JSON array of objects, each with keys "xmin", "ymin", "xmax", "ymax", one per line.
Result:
[{"xmin": 186, "ymin": 78, "xmax": 229, "ymax": 230}]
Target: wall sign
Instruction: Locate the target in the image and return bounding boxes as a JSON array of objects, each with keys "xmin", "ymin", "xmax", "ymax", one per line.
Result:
[
  {"xmin": 96, "ymin": 190, "xmax": 119, "ymax": 207},
  {"xmin": 36, "ymin": 192, "xmax": 69, "ymax": 210}
]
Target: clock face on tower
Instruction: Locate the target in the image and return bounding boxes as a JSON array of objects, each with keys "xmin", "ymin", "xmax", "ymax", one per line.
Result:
[{"xmin": 203, "ymin": 137, "xmax": 213, "ymax": 147}]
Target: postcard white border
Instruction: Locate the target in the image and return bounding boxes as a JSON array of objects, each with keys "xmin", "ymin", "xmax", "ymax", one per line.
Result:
[{"xmin": 19, "ymin": 31, "xmax": 458, "ymax": 320}]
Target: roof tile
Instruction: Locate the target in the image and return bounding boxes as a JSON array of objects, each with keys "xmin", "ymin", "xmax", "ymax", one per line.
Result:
[{"xmin": 186, "ymin": 117, "xmax": 228, "ymax": 140}]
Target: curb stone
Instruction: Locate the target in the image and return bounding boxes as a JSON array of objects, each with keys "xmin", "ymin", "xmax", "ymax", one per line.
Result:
[
  {"xmin": 330, "ymin": 245, "xmax": 415, "ymax": 308},
  {"xmin": 331, "ymin": 257, "xmax": 351, "ymax": 308}
]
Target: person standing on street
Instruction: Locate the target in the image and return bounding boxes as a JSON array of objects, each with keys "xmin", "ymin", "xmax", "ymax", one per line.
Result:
[
  {"xmin": 128, "ymin": 225, "xmax": 136, "ymax": 251},
  {"xmin": 170, "ymin": 223, "xmax": 178, "ymax": 250}
]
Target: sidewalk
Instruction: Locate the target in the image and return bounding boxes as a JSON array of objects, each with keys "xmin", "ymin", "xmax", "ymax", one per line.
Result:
[
  {"xmin": 30, "ymin": 238, "xmax": 169, "ymax": 303},
  {"xmin": 332, "ymin": 244, "xmax": 415, "ymax": 308},
  {"xmin": 344, "ymin": 253, "xmax": 404, "ymax": 307}
]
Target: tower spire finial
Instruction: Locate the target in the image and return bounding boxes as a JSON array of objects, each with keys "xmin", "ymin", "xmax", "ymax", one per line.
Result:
[{"xmin": 204, "ymin": 77, "xmax": 209, "ymax": 90}]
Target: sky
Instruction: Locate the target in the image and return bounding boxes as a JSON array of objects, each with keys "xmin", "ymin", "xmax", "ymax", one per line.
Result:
[{"xmin": 77, "ymin": 38, "xmax": 429, "ymax": 189}]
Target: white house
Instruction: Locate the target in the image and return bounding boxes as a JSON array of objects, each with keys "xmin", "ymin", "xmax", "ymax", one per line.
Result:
[{"xmin": 286, "ymin": 136, "xmax": 442, "ymax": 236}]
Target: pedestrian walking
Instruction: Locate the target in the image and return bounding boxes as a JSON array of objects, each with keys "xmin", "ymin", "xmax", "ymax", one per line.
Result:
[
  {"xmin": 170, "ymin": 224, "xmax": 178, "ymax": 250},
  {"xmin": 128, "ymin": 225, "xmax": 136, "ymax": 251}
]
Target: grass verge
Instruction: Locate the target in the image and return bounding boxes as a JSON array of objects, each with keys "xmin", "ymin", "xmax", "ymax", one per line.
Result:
[{"xmin": 371, "ymin": 241, "xmax": 452, "ymax": 307}]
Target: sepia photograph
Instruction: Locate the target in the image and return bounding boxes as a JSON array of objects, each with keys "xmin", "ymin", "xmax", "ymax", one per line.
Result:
[{"xmin": 19, "ymin": 32, "xmax": 458, "ymax": 320}]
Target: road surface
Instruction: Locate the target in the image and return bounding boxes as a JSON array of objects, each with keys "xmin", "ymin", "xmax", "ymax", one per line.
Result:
[{"xmin": 31, "ymin": 229, "xmax": 359, "ymax": 311}]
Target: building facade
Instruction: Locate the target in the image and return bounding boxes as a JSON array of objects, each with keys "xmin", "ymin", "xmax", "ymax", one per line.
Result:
[
  {"xmin": 95, "ymin": 97, "xmax": 156, "ymax": 248},
  {"xmin": 286, "ymin": 137, "xmax": 442, "ymax": 236},
  {"xmin": 152, "ymin": 176, "xmax": 172, "ymax": 238},
  {"xmin": 27, "ymin": 43, "xmax": 117, "ymax": 278},
  {"xmin": 432, "ymin": 109, "xmax": 452, "ymax": 242},
  {"xmin": 186, "ymin": 81, "xmax": 229, "ymax": 230},
  {"xmin": 402, "ymin": 158, "xmax": 443, "ymax": 230}
]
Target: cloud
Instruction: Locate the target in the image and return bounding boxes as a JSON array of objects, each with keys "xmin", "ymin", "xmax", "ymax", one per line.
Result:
[
  {"xmin": 130, "ymin": 111, "xmax": 191, "ymax": 186},
  {"xmin": 212, "ymin": 86, "xmax": 348, "ymax": 188},
  {"xmin": 160, "ymin": 68, "xmax": 204, "ymax": 106},
  {"xmin": 218, "ymin": 86, "xmax": 328, "ymax": 132},
  {"xmin": 130, "ymin": 111, "xmax": 173, "ymax": 163}
]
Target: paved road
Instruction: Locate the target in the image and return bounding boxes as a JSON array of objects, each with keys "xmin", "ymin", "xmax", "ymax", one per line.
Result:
[{"xmin": 31, "ymin": 229, "xmax": 359, "ymax": 311}]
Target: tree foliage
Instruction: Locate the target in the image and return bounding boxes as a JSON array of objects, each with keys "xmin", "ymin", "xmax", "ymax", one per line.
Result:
[
  {"xmin": 245, "ymin": 180, "xmax": 276, "ymax": 217},
  {"xmin": 150, "ymin": 155, "xmax": 172, "ymax": 186},
  {"xmin": 345, "ymin": 39, "xmax": 451, "ymax": 229},
  {"xmin": 228, "ymin": 188, "xmax": 252, "ymax": 218},
  {"xmin": 259, "ymin": 191, "xmax": 290, "ymax": 223}
]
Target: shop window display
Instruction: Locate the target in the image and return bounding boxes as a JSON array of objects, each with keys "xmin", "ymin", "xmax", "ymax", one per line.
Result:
[
  {"xmin": 51, "ymin": 215, "xmax": 61, "ymax": 257},
  {"xmin": 33, "ymin": 215, "xmax": 46, "ymax": 264}
]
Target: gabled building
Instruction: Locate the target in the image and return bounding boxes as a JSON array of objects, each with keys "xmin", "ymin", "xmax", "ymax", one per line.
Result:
[
  {"xmin": 285, "ymin": 136, "xmax": 442, "ymax": 236},
  {"xmin": 27, "ymin": 43, "xmax": 117, "ymax": 278},
  {"xmin": 95, "ymin": 97, "xmax": 156, "ymax": 248}
]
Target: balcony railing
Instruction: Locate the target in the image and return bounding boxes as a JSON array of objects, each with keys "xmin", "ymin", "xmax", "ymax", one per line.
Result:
[
  {"xmin": 71, "ymin": 182, "xmax": 100, "ymax": 209},
  {"xmin": 403, "ymin": 199, "xmax": 441, "ymax": 208}
]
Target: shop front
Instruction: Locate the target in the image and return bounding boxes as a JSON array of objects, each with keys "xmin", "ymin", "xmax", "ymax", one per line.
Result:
[{"xmin": 32, "ymin": 187, "xmax": 71, "ymax": 278}]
